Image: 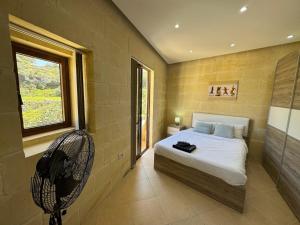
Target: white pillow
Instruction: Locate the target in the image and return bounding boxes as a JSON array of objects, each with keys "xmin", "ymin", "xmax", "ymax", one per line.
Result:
[
  {"xmin": 234, "ymin": 125, "xmax": 245, "ymax": 139},
  {"xmin": 194, "ymin": 121, "xmax": 245, "ymax": 139},
  {"xmin": 196, "ymin": 121, "xmax": 220, "ymax": 132},
  {"xmin": 214, "ymin": 124, "xmax": 234, "ymax": 139},
  {"xmin": 194, "ymin": 121, "xmax": 213, "ymax": 134}
]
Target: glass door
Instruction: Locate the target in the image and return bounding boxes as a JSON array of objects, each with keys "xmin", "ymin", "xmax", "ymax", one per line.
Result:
[
  {"xmin": 131, "ymin": 59, "xmax": 151, "ymax": 166},
  {"xmin": 141, "ymin": 68, "xmax": 150, "ymax": 153},
  {"xmin": 136, "ymin": 64, "xmax": 142, "ymax": 158},
  {"xmin": 135, "ymin": 65, "xmax": 150, "ymax": 159}
]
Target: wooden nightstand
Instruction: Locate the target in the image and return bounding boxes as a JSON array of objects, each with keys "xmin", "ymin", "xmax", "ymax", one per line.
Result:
[{"xmin": 167, "ymin": 124, "xmax": 185, "ymax": 136}]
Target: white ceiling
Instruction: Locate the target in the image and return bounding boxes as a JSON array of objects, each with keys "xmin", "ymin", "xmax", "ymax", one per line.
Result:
[{"xmin": 112, "ymin": 0, "xmax": 300, "ymax": 64}]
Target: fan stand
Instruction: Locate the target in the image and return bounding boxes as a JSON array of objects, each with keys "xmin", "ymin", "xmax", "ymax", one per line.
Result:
[
  {"xmin": 56, "ymin": 210, "xmax": 62, "ymax": 225},
  {"xmin": 49, "ymin": 210, "xmax": 62, "ymax": 225},
  {"xmin": 49, "ymin": 194, "xmax": 62, "ymax": 225}
]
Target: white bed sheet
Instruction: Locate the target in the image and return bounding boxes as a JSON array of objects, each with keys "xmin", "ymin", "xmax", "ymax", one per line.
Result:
[{"xmin": 154, "ymin": 129, "xmax": 248, "ymax": 186}]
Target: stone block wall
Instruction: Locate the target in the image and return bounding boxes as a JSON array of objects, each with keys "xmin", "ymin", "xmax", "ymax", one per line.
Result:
[{"xmin": 0, "ymin": 1, "xmax": 167, "ymax": 224}]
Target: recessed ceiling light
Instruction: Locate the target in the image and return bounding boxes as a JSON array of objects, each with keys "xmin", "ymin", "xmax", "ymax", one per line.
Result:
[
  {"xmin": 287, "ymin": 34, "xmax": 294, "ymax": 39},
  {"xmin": 174, "ymin": 24, "xmax": 180, "ymax": 29},
  {"xmin": 240, "ymin": 6, "xmax": 248, "ymax": 13},
  {"xmin": 230, "ymin": 43, "xmax": 236, "ymax": 47},
  {"xmin": 189, "ymin": 50, "xmax": 193, "ymax": 53}
]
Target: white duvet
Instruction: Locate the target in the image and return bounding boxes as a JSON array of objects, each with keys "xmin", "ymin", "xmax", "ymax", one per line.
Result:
[{"xmin": 154, "ymin": 129, "xmax": 248, "ymax": 186}]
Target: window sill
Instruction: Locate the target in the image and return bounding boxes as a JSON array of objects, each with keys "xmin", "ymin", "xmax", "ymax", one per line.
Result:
[{"xmin": 23, "ymin": 127, "xmax": 75, "ymax": 158}]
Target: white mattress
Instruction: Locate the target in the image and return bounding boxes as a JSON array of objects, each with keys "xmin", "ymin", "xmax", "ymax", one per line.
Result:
[{"xmin": 154, "ymin": 129, "xmax": 248, "ymax": 186}]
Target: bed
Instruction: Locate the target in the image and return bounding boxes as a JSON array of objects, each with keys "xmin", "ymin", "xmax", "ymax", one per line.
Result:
[{"xmin": 154, "ymin": 112, "xmax": 250, "ymax": 212}]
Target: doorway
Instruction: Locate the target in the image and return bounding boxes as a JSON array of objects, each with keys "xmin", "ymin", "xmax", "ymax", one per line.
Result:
[{"xmin": 131, "ymin": 59, "xmax": 151, "ymax": 167}]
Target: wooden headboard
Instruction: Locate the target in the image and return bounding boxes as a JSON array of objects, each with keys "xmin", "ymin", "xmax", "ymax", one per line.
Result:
[{"xmin": 192, "ymin": 112, "xmax": 250, "ymax": 137}]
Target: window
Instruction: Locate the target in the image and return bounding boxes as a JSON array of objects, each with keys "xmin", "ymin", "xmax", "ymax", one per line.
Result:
[{"xmin": 12, "ymin": 42, "xmax": 71, "ymax": 136}]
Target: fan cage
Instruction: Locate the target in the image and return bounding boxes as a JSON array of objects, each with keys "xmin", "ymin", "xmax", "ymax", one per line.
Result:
[{"xmin": 31, "ymin": 130, "xmax": 94, "ymax": 214}]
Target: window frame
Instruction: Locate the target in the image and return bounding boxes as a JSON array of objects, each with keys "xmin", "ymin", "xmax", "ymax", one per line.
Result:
[{"xmin": 11, "ymin": 42, "xmax": 72, "ymax": 137}]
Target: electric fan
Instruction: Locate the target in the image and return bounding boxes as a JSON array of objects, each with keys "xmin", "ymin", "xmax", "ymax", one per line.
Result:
[{"xmin": 31, "ymin": 130, "xmax": 94, "ymax": 225}]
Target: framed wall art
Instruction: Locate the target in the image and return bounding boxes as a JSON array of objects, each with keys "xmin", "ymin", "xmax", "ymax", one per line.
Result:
[{"xmin": 208, "ymin": 81, "xmax": 238, "ymax": 99}]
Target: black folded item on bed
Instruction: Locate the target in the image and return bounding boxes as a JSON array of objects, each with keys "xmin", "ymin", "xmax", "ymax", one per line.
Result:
[{"xmin": 173, "ymin": 141, "xmax": 196, "ymax": 153}]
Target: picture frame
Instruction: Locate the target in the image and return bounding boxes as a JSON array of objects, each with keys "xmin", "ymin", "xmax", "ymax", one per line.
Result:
[{"xmin": 208, "ymin": 80, "xmax": 239, "ymax": 99}]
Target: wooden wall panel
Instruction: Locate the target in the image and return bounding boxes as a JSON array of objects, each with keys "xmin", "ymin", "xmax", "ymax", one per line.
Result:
[
  {"xmin": 271, "ymin": 52, "xmax": 299, "ymax": 108},
  {"xmin": 264, "ymin": 51, "xmax": 300, "ymax": 222},
  {"xmin": 281, "ymin": 136, "xmax": 300, "ymax": 192},
  {"xmin": 278, "ymin": 136, "xmax": 300, "ymax": 221},
  {"xmin": 263, "ymin": 125, "xmax": 286, "ymax": 180},
  {"xmin": 277, "ymin": 175, "xmax": 300, "ymax": 222},
  {"xmin": 263, "ymin": 153, "xmax": 280, "ymax": 182},
  {"xmin": 264, "ymin": 125, "xmax": 286, "ymax": 165},
  {"xmin": 281, "ymin": 136, "xmax": 300, "ymax": 191},
  {"xmin": 293, "ymin": 69, "xmax": 300, "ymax": 109}
]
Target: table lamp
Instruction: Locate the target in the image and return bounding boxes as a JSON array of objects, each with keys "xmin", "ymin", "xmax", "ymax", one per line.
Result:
[{"xmin": 174, "ymin": 116, "xmax": 181, "ymax": 126}]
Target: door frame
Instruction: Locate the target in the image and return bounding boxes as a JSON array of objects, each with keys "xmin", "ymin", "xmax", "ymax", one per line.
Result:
[{"xmin": 131, "ymin": 58, "xmax": 152, "ymax": 168}]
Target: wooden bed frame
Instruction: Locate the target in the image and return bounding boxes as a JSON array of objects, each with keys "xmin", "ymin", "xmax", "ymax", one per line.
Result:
[
  {"xmin": 154, "ymin": 154, "xmax": 246, "ymax": 212},
  {"xmin": 154, "ymin": 112, "xmax": 250, "ymax": 213}
]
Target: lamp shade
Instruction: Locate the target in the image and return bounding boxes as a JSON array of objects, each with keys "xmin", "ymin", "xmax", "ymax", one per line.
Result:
[{"xmin": 174, "ymin": 116, "xmax": 181, "ymax": 125}]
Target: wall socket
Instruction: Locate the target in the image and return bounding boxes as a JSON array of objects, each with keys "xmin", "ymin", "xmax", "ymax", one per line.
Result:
[{"xmin": 118, "ymin": 152, "xmax": 124, "ymax": 160}]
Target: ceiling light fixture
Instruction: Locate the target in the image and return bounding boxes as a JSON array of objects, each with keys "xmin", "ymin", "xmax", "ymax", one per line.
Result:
[
  {"xmin": 240, "ymin": 6, "xmax": 248, "ymax": 13},
  {"xmin": 287, "ymin": 34, "xmax": 294, "ymax": 39},
  {"xmin": 189, "ymin": 50, "xmax": 193, "ymax": 53},
  {"xmin": 174, "ymin": 24, "xmax": 180, "ymax": 29},
  {"xmin": 230, "ymin": 43, "xmax": 236, "ymax": 47}
]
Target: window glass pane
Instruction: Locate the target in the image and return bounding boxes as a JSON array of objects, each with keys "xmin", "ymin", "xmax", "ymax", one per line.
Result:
[
  {"xmin": 141, "ymin": 68, "xmax": 149, "ymax": 151},
  {"xmin": 141, "ymin": 68, "xmax": 148, "ymax": 121},
  {"xmin": 15, "ymin": 53, "xmax": 64, "ymax": 129}
]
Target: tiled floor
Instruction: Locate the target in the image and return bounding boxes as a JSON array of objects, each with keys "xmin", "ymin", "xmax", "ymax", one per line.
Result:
[{"xmin": 90, "ymin": 149, "xmax": 299, "ymax": 225}]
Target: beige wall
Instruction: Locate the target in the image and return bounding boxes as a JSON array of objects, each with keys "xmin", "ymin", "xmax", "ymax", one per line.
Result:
[
  {"xmin": 1, "ymin": 1, "xmax": 300, "ymax": 224},
  {"xmin": 166, "ymin": 42, "xmax": 300, "ymax": 161},
  {"xmin": 0, "ymin": 1, "xmax": 167, "ymax": 225}
]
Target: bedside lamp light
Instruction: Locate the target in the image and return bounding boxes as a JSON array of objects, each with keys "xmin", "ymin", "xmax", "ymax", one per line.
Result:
[{"xmin": 174, "ymin": 116, "xmax": 181, "ymax": 126}]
